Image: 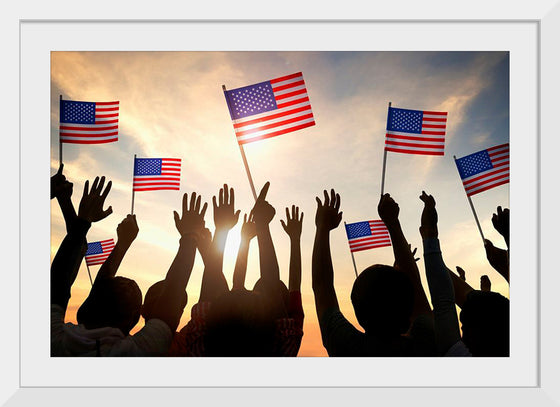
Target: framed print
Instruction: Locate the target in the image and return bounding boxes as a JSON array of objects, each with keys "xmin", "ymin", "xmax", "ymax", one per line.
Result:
[{"xmin": 6, "ymin": 0, "xmax": 560, "ymax": 405}]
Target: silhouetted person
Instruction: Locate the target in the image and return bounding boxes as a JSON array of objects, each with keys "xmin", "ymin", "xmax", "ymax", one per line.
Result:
[
  {"xmin": 480, "ymin": 275, "xmax": 491, "ymax": 292},
  {"xmin": 484, "ymin": 206, "xmax": 509, "ymax": 283},
  {"xmin": 456, "ymin": 266, "xmax": 466, "ymax": 282},
  {"xmin": 420, "ymin": 191, "xmax": 509, "ymax": 357},
  {"xmin": 312, "ymin": 189, "xmax": 435, "ymax": 356}
]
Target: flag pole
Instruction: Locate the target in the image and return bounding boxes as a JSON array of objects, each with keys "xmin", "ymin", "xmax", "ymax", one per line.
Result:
[
  {"xmin": 86, "ymin": 263, "xmax": 93, "ymax": 286},
  {"xmin": 380, "ymin": 102, "xmax": 391, "ymax": 196},
  {"xmin": 131, "ymin": 154, "xmax": 136, "ymax": 215},
  {"xmin": 453, "ymin": 155, "xmax": 485, "ymax": 243},
  {"xmin": 59, "ymin": 95, "xmax": 63, "ymax": 166},
  {"xmin": 344, "ymin": 222, "xmax": 359, "ymax": 278},
  {"xmin": 222, "ymin": 85, "xmax": 258, "ymax": 201}
]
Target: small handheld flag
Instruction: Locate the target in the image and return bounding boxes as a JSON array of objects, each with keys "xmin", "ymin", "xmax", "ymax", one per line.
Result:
[
  {"xmin": 223, "ymin": 72, "xmax": 315, "ymax": 145},
  {"xmin": 59, "ymin": 99, "xmax": 119, "ymax": 144},
  {"xmin": 85, "ymin": 239, "xmax": 115, "ymax": 267},
  {"xmin": 345, "ymin": 220, "xmax": 392, "ymax": 252},
  {"xmin": 454, "ymin": 143, "xmax": 509, "ymax": 196},
  {"xmin": 133, "ymin": 157, "xmax": 182, "ymax": 192},
  {"xmin": 385, "ymin": 106, "xmax": 447, "ymax": 156}
]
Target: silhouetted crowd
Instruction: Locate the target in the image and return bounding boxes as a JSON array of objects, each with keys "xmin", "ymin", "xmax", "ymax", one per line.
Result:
[{"xmin": 51, "ymin": 165, "xmax": 509, "ymax": 357}]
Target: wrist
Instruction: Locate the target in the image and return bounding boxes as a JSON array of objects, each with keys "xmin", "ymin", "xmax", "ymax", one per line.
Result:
[{"xmin": 71, "ymin": 217, "xmax": 92, "ymax": 235}]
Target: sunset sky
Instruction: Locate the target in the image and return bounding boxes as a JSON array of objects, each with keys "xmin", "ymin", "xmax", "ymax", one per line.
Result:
[{"xmin": 50, "ymin": 51, "xmax": 509, "ymax": 357}]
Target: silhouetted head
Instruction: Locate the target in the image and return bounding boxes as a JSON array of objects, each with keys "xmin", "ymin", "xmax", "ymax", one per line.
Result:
[
  {"xmin": 204, "ymin": 290, "xmax": 276, "ymax": 356},
  {"xmin": 351, "ymin": 264, "xmax": 414, "ymax": 337},
  {"xmin": 141, "ymin": 280, "xmax": 188, "ymax": 322},
  {"xmin": 460, "ymin": 290, "xmax": 509, "ymax": 356},
  {"xmin": 77, "ymin": 276, "xmax": 142, "ymax": 336},
  {"xmin": 253, "ymin": 277, "xmax": 289, "ymax": 319}
]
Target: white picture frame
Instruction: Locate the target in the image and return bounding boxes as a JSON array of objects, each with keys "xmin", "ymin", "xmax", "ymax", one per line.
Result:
[{"xmin": 6, "ymin": 0, "xmax": 559, "ymax": 405}]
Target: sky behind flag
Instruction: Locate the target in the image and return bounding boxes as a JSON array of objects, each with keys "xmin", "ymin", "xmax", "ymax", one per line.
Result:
[{"xmin": 50, "ymin": 51, "xmax": 509, "ymax": 357}]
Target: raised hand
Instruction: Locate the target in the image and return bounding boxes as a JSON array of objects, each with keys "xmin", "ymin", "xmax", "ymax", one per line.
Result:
[
  {"xmin": 252, "ymin": 182, "xmax": 276, "ymax": 226},
  {"xmin": 492, "ymin": 206, "xmax": 509, "ymax": 246},
  {"xmin": 174, "ymin": 192, "xmax": 208, "ymax": 238},
  {"xmin": 241, "ymin": 211, "xmax": 257, "ymax": 242},
  {"xmin": 212, "ymin": 184, "xmax": 241, "ymax": 231},
  {"xmin": 456, "ymin": 266, "xmax": 467, "ymax": 281},
  {"xmin": 116, "ymin": 214, "xmax": 139, "ymax": 248},
  {"xmin": 77, "ymin": 176, "xmax": 113, "ymax": 223},
  {"xmin": 377, "ymin": 193, "xmax": 400, "ymax": 227},
  {"xmin": 315, "ymin": 189, "xmax": 342, "ymax": 231},
  {"xmin": 484, "ymin": 239, "xmax": 509, "ymax": 282},
  {"xmin": 480, "ymin": 275, "xmax": 491, "ymax": 292},
  {"xmin": 419, "ymin": 191, "xmax": 438, "ymax": 239},
  {"xmin": 51, "ymin": 163, "xmax": 73, "ymax": 200},
  {"xmin": 281, "ymin": 205, "xmax": 304, "ymax": 241},
  {"xmin": 410, "ymin": 245, "xmax": 420, "ymax": 262}
]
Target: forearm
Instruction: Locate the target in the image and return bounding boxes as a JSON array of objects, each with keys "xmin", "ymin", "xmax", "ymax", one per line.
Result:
[
  {"xmin": 256, "ymin": 224, "xmax": 280, "ymax": 281},
  {"xmin": 56, "ymin": 196, "xmax": 77, "ymax": 233},
  {"xmin": 232, "ymin": 239, "xmax": 251, "ymax": 290},
  {"xmin": 448, "ymin": 269, "xmax": 474, "ymax": 308},
  {"xmin": 288, "ymin": 237, "xmax": 302, "ymax": 292},
  {"xmin": 152, "ymin": 236, "xmax": 197, "ymax": 330},
  {"xmin": 386, "ymin": 220, "xmax": 431, "ymax": 316},
  {"xmin": 423, "ymin": 237, "xmax": 461, "ymax": 355},
  {"xmin": 94, "ymin": 240, "xmax": 130, "ymax": 282},
  {"xmin": 312, "ymin": 228, "xmax": 339, "ymax": 320},
  {"xmin": 51, "ymin": 217, "xmax": 91, "ymax": 310},
  {"xmin": 199, "ymin": 232, "xmax": 229, "ymax": 301}
]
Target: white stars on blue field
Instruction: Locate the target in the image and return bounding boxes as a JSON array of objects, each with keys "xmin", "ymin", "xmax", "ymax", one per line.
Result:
[
  {"xmin": 387, "ymin": 108, "xmax": 423, "ymax": 133},
  {"xmin": 61, "ymin": 100, "xmax": 96, "ymax": 124},
  {"xmin": 456, "ymin": 150, "xmax": 493, "ymax": 179},
  {"xmin": 226, "ymin": 81, "xmax": 277, "ymax": 120},
  {"xmin": 345, "ymin": 221, "xmax": 372, "ymax": 239},
  {"xmin": 134, "ymin": 158, "xmax": 163, "ymax": 176}
]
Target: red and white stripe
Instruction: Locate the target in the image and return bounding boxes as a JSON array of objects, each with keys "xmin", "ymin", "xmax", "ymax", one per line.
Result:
[
  {"xmin": 462, "ymin": 143, "xmax": 509, "ymax": 196},
  {"xmin": 348, "ymin": 220, "xmax": 392, "ymax": 253},
  {"xmin": 385, "ymin": 110, "xmax": 447, "ymax": 156},
  {"xmin": 85, "ymin": 239, "xmax": 115, "ymax": 267},
  {"xmin": 60, "ymin": 101, "xmax": 119, "ymax": 144},
  {"xmin": 232, "ymin": 72, "xmax": 315, "ymax": 145},
  {"xmin": 133, "ymin": 158, "xmax": 181, "ymax": 192}
]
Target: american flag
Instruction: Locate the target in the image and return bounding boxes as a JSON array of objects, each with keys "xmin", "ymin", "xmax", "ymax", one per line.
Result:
[
  {"xmin": 345, "ymin": 220, "xmax": 391, "ymax": 253},
  {"xmin": 85, "ymin": 239, "xmax": 115, "ymax": 267},
  {"xmin": 455, "ymin": 143, "xmax": 509, "ymax": 196},
  {"xmin": 59, "ymin": 99, "xmax": 119, "ymax": 144},
  {"xmin": 133, "ymin": 157, "xmax": 181, "ymax": 191},
  {"xmin": 223, "ymin": 72, "xmax": 315, "ymax": 145},
  {"xmin": 385, "ymin": 106, "xmax": 447, "ymax": 155}
]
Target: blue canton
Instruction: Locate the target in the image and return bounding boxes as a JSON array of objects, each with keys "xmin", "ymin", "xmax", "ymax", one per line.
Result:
[
  {"xmin": 387, "ymin": 107, "xmax": 423, "ymax": 134},
  {"xmin": 226, "ymin": 81, "xmax": 277, "ymax": 120},
  {"xmin": 345, "ymin": 221, "xmax": 372, "ymax": 240},
  {"xmin": 456, "ymin": 150, "xmax": 493, "ymax": 179},
  {"xmin": 86, "ymin": 242, "xmax": 103, "ymax": 255},
  {"xmin": 134, "ymin": 158, "xmax": 163, "ymax": 176},
  {"xmin": 61, "ymin": 100, "xmax": 96, "ymax": 124}
]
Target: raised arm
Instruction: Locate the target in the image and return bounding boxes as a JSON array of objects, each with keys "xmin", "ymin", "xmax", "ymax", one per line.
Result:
[
  {"xmin": 419, "ymin": 191, "xmax": 462, "ymax": 355},
  {"xmin": 484, "ymin": 239, "xmax": 509, "ymax": 283},
  {"xmin": 378, "ymin": 193, "xmax": 431, "ymax": 319},
  {"xmin": 150, "ymin": 192, "xmax": 207, "ymax": 332},
  {"xmin": 51, "ymin": 176, "xmax": 113, "ymax": 311},
  {"xmin": 94, "ymin": 214, "xmax": 139, "ymax": 282},
  {"xmin": 312, "ymin": 189, "xmax": 342, "ymax": 321},
  {"xmin": 449, "ymin": 267, "xmax": 475, "ymax": 308},
  {"xmin": 492, "ymin": 206, "xmax": 509, "ymax": 249},
  {"xmin": 252, "ymin": 182, "xmax": 280, "ymax": 283},
  {"xmin": 51, "ymin": 163, "xmax": 78, "ymax": 233},
  {"xmin": 281, "ymin": 205, "xmax": 303, "ymax": 293},
  {"xmin": 232, "ymin": 211, "xmax": 257, "ymax": 290},
  {"xmin": 198, "ymin": 184, "xmax": 239, "ymax": 301}
]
